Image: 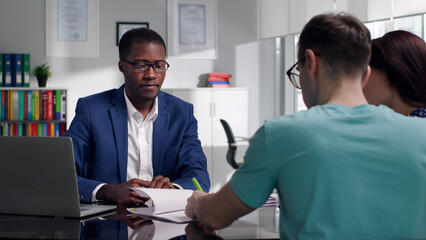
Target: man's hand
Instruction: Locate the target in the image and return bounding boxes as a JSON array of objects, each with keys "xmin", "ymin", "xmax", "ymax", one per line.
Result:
[
  {"xmin": 148, "ymin": 175, "xmax": 174, "ymax": 189},
  {"xmin": 185, "ymin": 183, "xmax": 254, "ymax": 230},
  {"xmin": 96, "ymin": 178, "xmax": 150, "ymax": 206},
  {"xmin": 185, "ymin": 190, "xmax": 208, "ymax": 219}
]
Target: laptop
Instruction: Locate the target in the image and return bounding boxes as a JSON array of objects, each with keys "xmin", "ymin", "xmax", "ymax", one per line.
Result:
[{"xmin": 0, "ymin": 136, "xmax": 116, "ymax": 218}]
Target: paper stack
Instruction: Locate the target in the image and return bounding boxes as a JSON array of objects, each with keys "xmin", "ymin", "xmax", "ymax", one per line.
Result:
[{"xmin": 128, "ymin": 188, "xmax": 195, "ymax": 223}]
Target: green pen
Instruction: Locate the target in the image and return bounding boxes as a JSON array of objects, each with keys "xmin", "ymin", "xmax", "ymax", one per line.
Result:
[
  {"xmin": 192, "ymin": 177, "xmax": 212, "ymax": 234},
  {"xmin": 192, "ymin": 177, "xmax": 204, "ymax": 192}
]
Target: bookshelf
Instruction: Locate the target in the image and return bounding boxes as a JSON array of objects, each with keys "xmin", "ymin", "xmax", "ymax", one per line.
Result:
[{"xmin": 0, "ymin": 87, "xmax": 67, "ymax": 137}]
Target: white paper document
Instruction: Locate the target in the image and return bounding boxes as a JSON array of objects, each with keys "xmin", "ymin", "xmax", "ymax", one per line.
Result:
[{"xmin": 128, "ymin": 188, "xmax": 195, "ymax": 223}]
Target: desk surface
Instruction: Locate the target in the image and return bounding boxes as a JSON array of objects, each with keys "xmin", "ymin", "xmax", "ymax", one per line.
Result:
[{"xmin": 0, "ymin": 207, "xmax": 280, "ymax": 239}]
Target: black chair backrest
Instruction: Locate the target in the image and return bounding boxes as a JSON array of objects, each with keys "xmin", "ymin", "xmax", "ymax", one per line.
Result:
[
  {"xmin": 220, "ymin": 119, "xmax": 241, "ymax": 169},
  {"xmin": 220, "ymin": 119, "xmax": 236, "ymax": 144}
]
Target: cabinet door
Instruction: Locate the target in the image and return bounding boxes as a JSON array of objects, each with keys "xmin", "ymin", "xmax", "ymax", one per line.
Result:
[
  {"xmin": 170, "ymin": 89, "xmax": 213, "ymax": 147},
  {"xmin": 211, "ymin": 89, "xmax": 249, "ymax": 146},
  {"xmin": 210, "ymin": 89, "xmax": 249, "ymax": 192}
]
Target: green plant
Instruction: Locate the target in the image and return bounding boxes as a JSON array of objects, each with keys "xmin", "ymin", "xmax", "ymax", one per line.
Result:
[{"xmin": 32, "ymin": 63, "xmax": 52, "ymax": 79}]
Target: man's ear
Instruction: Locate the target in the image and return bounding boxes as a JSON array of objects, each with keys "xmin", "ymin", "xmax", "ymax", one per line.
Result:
[
  {"xmin": 305, "ymin": 49, "xmax": 319, "ymax": 77},
  {"xmin": 362, "ymin": 65, "xmax": 371, "ymax": 88},
  {"xmin": 118, "ymin": 60, "xmax": 124, "ymax": 73}
]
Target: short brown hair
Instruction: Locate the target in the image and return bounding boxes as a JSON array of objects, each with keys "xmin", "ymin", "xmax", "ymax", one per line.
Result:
[{"xmin": 298, "ymin": 13, "xmax": 371, "ymax": 80}]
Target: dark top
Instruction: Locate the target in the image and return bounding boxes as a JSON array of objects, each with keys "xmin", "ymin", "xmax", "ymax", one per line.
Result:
[{"xmin": 408, "ymin": 106, "xmax": 426, "ymax": 118}]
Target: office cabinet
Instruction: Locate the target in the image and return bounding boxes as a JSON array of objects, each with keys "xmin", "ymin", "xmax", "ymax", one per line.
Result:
[{"xmin": 163, "ymin": 88, "xmax": 249, "ymax": 192}]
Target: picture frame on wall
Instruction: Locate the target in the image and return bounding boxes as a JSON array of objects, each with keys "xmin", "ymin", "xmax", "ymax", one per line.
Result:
[
  {"xmin": 167, "ymin": 0, "xmax": 217, "ymax": 59},
  {"xmin": 46, "ymin": 0, "xmax": 99, "ymax": 57},
  {"xmin": 116, "ymin": 22, "xmax": 149, "ymax": 46}
]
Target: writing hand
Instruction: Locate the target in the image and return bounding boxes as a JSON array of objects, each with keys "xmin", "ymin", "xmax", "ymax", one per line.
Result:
[{"xmin": 185, "ymin": 190, "xmax": 207, "ymax": 219}]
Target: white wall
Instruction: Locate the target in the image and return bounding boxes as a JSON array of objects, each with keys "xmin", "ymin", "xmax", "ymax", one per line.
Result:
[
  {"xmin": 0, "ymin": 0, "xmax": 260, "ymax": 134},
  {"xmin": 260, "ymin": 0, "xmax": 289, "ymax": 39},
  {"xmin": 2, "ymin": 0, "xmax": 424, "ymax": 132},
  {"xmin": 260, "ymin": 0, "xmax": 426, "ymax": 40}
]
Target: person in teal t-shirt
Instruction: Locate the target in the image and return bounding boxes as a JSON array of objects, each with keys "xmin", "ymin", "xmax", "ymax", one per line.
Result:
[{"xmin": 185, "ymin": 13, "xmax": 426, "ymax": 239}]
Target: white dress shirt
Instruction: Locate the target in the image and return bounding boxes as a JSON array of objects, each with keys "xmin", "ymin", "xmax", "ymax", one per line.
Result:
[
  {"xmin": 124, "ymin": 89, "xmax": 158, "ymax": 181},
  {"xmin": 91, "ymin": 89, "xmax": 158, "ymax": 201}
]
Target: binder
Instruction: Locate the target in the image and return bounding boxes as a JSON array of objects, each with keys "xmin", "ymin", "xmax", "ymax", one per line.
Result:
[
  {"xmin": 10, "ymin": 123, "xmax": 14, "ymax": 136},
  {"xmin": 47, "ymin": 90, "xmax": 53, "ymax": 120},
  {"xmin": 33, "ymin": 90, "xmax": 40, "ymax": 121},
  {"xmin": 55, "ymin": 90, "xmax": 61, "ymax": 120},
  {"xmin": 27, "ymin": 90, "xmax": 32, "ymax": 121},
  {"xmin": 3, "ymin": 54, "xmax": 12, "ymax": 87},
  {"xmin": 47, "ymin": 122, "xmax": 52, "ymax": 137},
  {"xmin": 11, "ymin": 54, "xmax": 22, "ymax": 87},
  {"xmin": 23, "ymin": 90, "xmax": 27, "ymax": 121},
  {"xmin": 3, "ymin": 123, "xmax": 9, "ymax": 136},
  {"xmin": 40, "ymin": 90, "xmax": 44, "ymax": 121},
  {"xmin": 41, "ymin": 90, "xmax": 47, "ymax": 120},
  {"xmin": 23, "ymin": 123, "xmax": 28, "ymax": 136},
  {"xmin": 0, "ymin": 53, "xmax": 3, "ymax": 87},
  {"xmin": 3, "ymin": 91, "xmax": 8, "ymax": 121},
  {"xmin": 13, "ymin": 90, "xmax": 19, "ymax": 121},
  {"xmin": 42, "ymin": 123, "xmax": 47, "ymax": 136},
  {"xmin": 50, "ymin": 123, "xmax": 55, "ymax": 137},
  {"xmin": 37, "ymin": 123, "xmax": 43, "ymax": 136},
  {"xmin": 18, "ymin": 123, "xmax": 23, "ymax": 136},
  {"xmin": 22, "ymin": 54, "xmax": 30, "ymax": 87},
  {"xmin": 0, "ymin": 91, "xmax": 2, "ymax": 121},
  {"xmin": 54, "ymin": 123, "xmax": 60, "ymax": 137},
  {"xmin": 9, "ymin": 90, "xmax": 13, "ymax": 120},
  {"xmin": 60, "ymin": 90, "xmax": 66, "ymax": 121},
  {"xmin": 18, "ymin": 91, "xmax": 24, "ymax": 121},
  {"xmin": 31, "ymin": 123, "xmax": 38, "ymax": 137},
  {"xmin": 59, "ymin": 122, "xmax": 66, "ymax": 136}
]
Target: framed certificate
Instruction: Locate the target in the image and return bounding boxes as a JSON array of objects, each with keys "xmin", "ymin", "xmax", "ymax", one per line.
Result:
[
  {"xmin": 116, "ymin": 22, "xmax": 149, "ymax": 46},
  {"xmin": 46, "ymin": 0, "xmax": 99, "ymax": 57},
  {"xmin": 167, "ymin": 0, "xmax": 217, "ymax": 59}
]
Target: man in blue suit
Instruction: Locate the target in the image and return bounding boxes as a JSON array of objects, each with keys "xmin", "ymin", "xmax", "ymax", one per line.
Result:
[{"xmin": 64, "ymin": 28, "xmax": 210, "ymax": 205}]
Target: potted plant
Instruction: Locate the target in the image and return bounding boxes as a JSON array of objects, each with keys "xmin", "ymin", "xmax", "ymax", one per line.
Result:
[{"xmin": 32, "ymin": 63, "xmax": 52, "ymax": 87}]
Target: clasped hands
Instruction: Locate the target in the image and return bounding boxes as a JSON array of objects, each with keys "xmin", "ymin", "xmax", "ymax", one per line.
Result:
[{"xmin": 96, "ymin": 175, "xmax": 174, "ymax": 206}]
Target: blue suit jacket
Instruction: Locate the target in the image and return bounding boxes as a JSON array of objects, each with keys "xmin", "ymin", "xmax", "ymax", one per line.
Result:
[{"xmin": 64, "ymin": 85, "xmax": 210, "ymax": 202}]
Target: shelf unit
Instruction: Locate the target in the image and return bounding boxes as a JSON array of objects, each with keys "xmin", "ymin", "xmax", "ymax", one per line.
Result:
[{"xmin": 0, "ymin": 87, "xmax": 67, "ymax": 137}]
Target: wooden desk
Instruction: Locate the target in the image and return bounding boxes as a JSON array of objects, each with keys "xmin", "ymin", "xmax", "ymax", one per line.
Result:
[{"xmin": 0, "ymin": 207, "xmax": 280, "ymax": 239}]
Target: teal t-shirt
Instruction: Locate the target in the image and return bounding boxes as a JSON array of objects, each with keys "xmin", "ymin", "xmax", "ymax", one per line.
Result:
[{"xmin": 230, "ymin": 104, "xmax": 426, "ymax": 239}]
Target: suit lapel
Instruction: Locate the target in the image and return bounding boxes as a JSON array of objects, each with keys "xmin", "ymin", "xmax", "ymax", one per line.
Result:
[
  {"xmin": 109, "ymin": 85, "xmax": 128, "ymax": 183},
  {"xmin": 153, "ymin": 92, "xmax": 169, "ymax": 176}
]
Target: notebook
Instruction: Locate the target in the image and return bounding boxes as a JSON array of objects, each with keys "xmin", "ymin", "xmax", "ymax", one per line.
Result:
[{"xmin": 0, "ymin": 136, "xmax": 116, "ymax": 218}]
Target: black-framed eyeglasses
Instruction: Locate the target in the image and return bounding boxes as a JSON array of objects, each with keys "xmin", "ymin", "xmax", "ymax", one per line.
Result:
[
  {"xmin": 122, "ymin": 59, "xmax": 170, "ymax": 72},
  {"xmin": 286, "ymin": 56, "xmax": 305, "ymax": 89}
]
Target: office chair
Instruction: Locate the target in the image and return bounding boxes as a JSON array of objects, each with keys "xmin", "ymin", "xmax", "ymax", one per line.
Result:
[{"xmin": 220, "ymin": 119, "xmax": 249, "ymax": 169}]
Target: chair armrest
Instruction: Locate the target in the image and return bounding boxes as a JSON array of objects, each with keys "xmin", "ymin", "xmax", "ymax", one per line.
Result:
[{"xmin": 235, "ymin": 136, "xmax": 250, "ymax": 141}]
